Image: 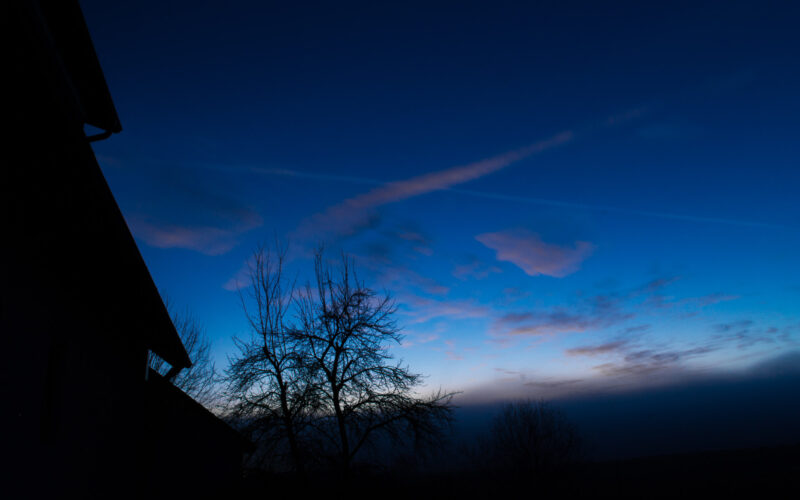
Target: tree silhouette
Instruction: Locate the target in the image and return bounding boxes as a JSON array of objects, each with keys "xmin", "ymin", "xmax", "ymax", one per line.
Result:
[
  {"xmin": 489, "ymin": 399, "xmax": 582, "ymax": 477},
  {"xmin": 149, "ymin": 302, "xmax": 218, "ymax": 408},
  {"xmin": 225, "ymin": 245, "xmax": 454, "ymax": 479},
  {"xmin": 297, "ymin": 249, "xmax": 454, "ymax": 477},
  {"xmin": 225, "ymin": 244, "xmax": 315, "ymax": 475}
]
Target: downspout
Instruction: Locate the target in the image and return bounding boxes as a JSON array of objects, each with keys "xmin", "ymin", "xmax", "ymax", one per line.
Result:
[{"xmin": 86, "ymin": 129, "xmax": 113, "ymax": 142}]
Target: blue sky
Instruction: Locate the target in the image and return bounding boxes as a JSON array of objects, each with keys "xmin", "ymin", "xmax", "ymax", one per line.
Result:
[{"xmin": 82, "ymin": 0, "xmax": 800, "ymax": 401}]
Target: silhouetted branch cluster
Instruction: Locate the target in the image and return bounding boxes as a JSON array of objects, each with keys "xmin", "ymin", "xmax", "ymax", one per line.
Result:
[
  {"xmin": 225, "ymin": 245, "xmax": 316, "ymax": 474},
  {"xmin": 225, "ymin": 244, "xmax": 454, "ymax": 478},
  {"xmin": 478, "ymin": 399, "xmax": 583, "ymax": 478},
  {"xmin": 150, "ymin": 302, "xmax": 218, "ymax": 408}
]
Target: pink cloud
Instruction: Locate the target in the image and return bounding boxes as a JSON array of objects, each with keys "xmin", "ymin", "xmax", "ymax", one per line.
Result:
[
  {"xmin": 398, "ymin": 294, "xmax": 489, "ymax": 324},
  {"xmin": 490, "ymin": 296, "xmax": 633, "ymax": 339},
  {"xmin": 352, "ymin": 248, "xmax": 450, "ymax": 296},
  {"xmin": 566, "ymin": 340, "xmax": 629, "ymax": 357},
  {"xmin": 476, "ymin": 229, "xmax": 595, "ymax": 278},
  {"xmin": 452, "ymin": 257, "xmax": 502, "ymax": 281},
  {"xmin": 379, "ymin": 266, "xmax": 450, "ymax": 296},
  {"xmin": 445, "ymin": 350, "xmax": 464, "ymax": 361},
  {"xmin": 128, "ymin": 213, "xmax": 262, "ymax": 256},
  {"xmin": 395, "ymin": 230, "xmax": 434, "ymax": 256},
  {"xmin": 400, "ymin": 333, "xmax": 440, "ymax": 349},
  {"xmin": 491, "ymin": 310, "xmax": 603, "ymax": 337},
  {"xmin": 687, "ymin": 293, "xmax": 740, "ymax": 307},
  {"xmin": 222, "ymin": 259, "xmax": 252, "ymax": 291},
  {"xmin": 290, "ymin": 131, "xmax": 573, "ymax": 245}
]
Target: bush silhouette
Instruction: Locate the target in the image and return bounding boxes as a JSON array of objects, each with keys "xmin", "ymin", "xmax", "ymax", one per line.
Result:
[{"xmin": 489, "ymin": 399, "xmax": 582, "ymax": 477}]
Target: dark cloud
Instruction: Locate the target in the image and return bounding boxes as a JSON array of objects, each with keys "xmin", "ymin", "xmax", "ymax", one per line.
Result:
[
  {"xmin": 690, "ymin": 293, "xmax": 740, "ymax": 307},
  {"xmin": 712, "ymin": 320, "xmax": 755, "ymax": 333},
  {"xmin": 498, "ymin": 287, "xmax": 532, "ymax": 305},
  {"xmin": 596, "ymin": 276, "xmax": 737, "ymax": 317},
  {"xmin": 710, "ymin": 320, "xmax": 796, "ymax": 349},
  {"xmin": 523, "ymin": 378, "xmax": 584, "ymax": 389},
  {"xmin": 621, "ymin": 324, "xmax": 651, "ymax": 335},
  {"xmin": 596, "ymin": 345, "xmax": 718, "ymax": 376},
  {"xmin": 397, "ymin": 294, "xmax": 488, "ymax": 324},
  {"xmin": 494, "ymin": 368, "xmax": 524, "ymax": 376},
  {"xmin": 354, "ymin": 221, "xmax": 433, "ymax": 263},
  {"xmin": 636, "ymin": 276, "xmax": 681, "ymax": 295},
  {"xmin": 488, "ymin": 275, "xmax": 746, "ymax": 366},
  {"xmin": 491, "ymin": 309, "xmax": 623, "ymax": 337},
  {"xmin": 376, "ymin": 266, "xmax": 449, "ymax": 296},
  {"xmin": 361, "ymin": 240, "xmax": 393, "ymax": 263},
  {"xmin": 346, "ymin": 226, "xmax": 449, "ymax": 297},
  {"xmin": 452, "ymin": 254, "xmax": 502, "ymax": 281},
  {"xmin": 125, "ymin": 167, "xmax": 264, "ymax": 255},
  {"xmin": 390, "ymin": 224, "xmax": 434, "ymax": 256},
  {"xmin": 566, "ymin": 340, "xmax": 629, "ymax": 357},
  {"xmin": 491, "ymin": 292, "xmax": 633, "ymax": 339},
  {"xmin": 564, "ymin": 324, "xmax": 725, "ymax": 379}
]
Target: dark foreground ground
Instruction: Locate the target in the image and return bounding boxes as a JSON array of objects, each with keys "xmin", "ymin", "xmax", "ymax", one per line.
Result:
[
  {"xmin": 570, "ymin": 444, "xmax": 800, "ymax": 497},
  {"xmin": 239, "ymin": 443, "xmax": 800, "ymax": 498}
]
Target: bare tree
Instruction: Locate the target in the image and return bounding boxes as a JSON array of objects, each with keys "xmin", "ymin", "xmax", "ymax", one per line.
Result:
[
  {"xmin": 149, "ymin": 302, "xmax": 218, "ymax": 408},
  {"xmin": 297, "ymin": 249, "xmax": 455, "ymax": 476},
  {"xmin": 489, "ymin": 400, "xmax": 582, "ymax": 476},
  {"xmin": 224, "ymin": 244, "xmax": 315, "ymax": 475},
  {"xmin": 224, "ymin": 245, "xmax": 454, "ymax": 478}
]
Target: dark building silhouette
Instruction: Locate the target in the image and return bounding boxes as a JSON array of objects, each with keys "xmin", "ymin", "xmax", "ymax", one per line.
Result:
[{"xmin": 4, "ymin": 1, "xmax": 249, "ymax": 496}]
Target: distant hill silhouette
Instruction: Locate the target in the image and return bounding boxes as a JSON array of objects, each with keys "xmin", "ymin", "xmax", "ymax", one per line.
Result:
[{"xmin": 452, "ymin": 352, "xmax": 800, "ymax": 461}]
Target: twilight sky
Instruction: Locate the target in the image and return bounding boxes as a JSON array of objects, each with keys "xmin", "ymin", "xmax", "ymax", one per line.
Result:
[{"xmin": 82, "ymin": 0, "xmax": 800, "ymax": 402}]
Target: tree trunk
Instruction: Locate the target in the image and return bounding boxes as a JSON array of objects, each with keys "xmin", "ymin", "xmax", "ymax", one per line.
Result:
[
  {"xmin": 332, "ymin": 386, "xmax": 350, "ymax": 478},
  {"xmin": 278, "ymin": 376, "xmax": 304, "ymax": 476}
]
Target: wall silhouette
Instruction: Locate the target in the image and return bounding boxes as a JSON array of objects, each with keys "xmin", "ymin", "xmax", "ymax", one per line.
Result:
[{"xmin": 4, "ymin": 1, "xmax": 248, "ymax": 496}]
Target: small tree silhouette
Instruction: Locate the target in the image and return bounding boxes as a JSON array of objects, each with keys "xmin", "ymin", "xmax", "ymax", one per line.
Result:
[
  {"xmin": 489, "ymin": 400, "xmax": 582, "ymax": 477},
  {"xmin": 149, "ymin": 302, "xmax": 218, "ymax": 408}
]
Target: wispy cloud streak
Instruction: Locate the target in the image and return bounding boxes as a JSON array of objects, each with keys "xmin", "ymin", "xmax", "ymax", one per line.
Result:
[
  {"xmin": 248, "ymin": 170, "xmax": 784, "ymax": 231},
  {"xmin": 290, "ymin": 131, "xmax": 574, "ymax": 245},
  {"xmin": 490, "ymin": 307, "xmax": 632, "ymax": 337},
  {"xmin": 397, "ymin": 294, "xmax": 489, "ymax": 325},
  {"xmin": 447, "ymin": 188, "xmax": 786, "ymax": 230},
  {"xmin": 566, "ymin": 340, "xmax": 630, "ymax": 357},
  {"xmin": 129, "ymin": 211, "xmax": 262, "ymax": 256}
]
